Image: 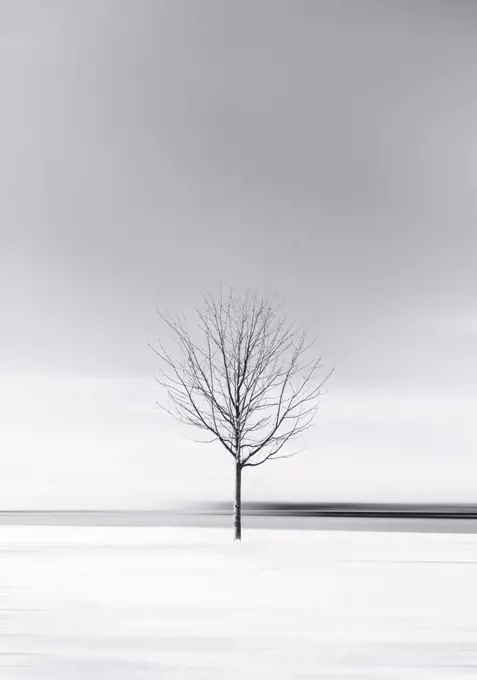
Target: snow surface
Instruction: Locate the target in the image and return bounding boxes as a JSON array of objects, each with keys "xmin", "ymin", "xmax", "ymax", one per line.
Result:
[{"xmin": 0, "ymin": 525, "xmax": 476, "ymax": 678}]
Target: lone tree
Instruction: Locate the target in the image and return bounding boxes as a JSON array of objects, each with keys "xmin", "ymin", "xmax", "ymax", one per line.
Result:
[{"xmin": 151, "ymin": 290, "xmax": 332, "ymax": 540}]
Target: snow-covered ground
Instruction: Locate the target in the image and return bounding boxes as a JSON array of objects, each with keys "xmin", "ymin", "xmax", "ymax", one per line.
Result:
[{"xmin": 0, "ymin": 526, "xmax": 476, "ymax": 678}]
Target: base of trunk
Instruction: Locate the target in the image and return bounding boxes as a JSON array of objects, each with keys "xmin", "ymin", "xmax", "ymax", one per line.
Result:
[{"xmin": 234, "ymin": 462, "xmax": 242, "ymax": 541}]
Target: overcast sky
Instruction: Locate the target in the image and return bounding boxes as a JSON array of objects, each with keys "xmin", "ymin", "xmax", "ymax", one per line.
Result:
[{"xmin": 1, "ymin": 0, "xmax": 477, "ymax": 508}]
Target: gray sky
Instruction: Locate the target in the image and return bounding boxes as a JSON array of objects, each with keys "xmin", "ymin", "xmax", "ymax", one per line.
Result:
[{"xmin": 1, "ymin": 0, "xmax": 477, "ymax": 508}]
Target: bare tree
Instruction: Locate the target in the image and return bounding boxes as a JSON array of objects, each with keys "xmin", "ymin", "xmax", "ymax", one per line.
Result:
[{"xmin": 151, "ymin": 290, "xmax": 332, "ymax": 540}]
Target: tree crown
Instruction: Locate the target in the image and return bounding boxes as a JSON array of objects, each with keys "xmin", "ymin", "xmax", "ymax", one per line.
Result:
[{"xmin": 151, "ymin": 290, "xmax": 332, "ymax": 467}]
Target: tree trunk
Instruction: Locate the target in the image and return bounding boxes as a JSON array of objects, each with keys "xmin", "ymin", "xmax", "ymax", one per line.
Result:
[{"xmin": 234, "ymin": 462, "xmax": 242, "ymax": 541}]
